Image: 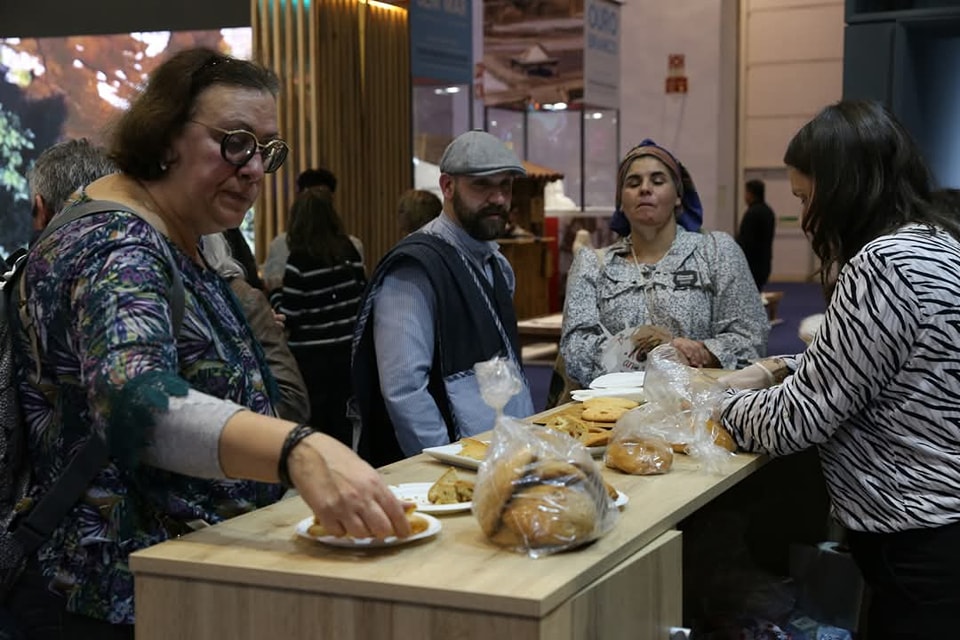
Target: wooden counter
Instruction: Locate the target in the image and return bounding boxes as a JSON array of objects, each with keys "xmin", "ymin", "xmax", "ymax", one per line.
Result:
[{"xmin": 131, "ymin": 427, "xmax": 765, "ymax": 639}]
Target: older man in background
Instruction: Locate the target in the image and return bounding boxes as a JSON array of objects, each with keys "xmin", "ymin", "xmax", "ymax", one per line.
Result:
[
  {"xmin": 352, "ymin": 130, "xmax": 535, "ymax": 466},
  {"xmin": 4, "ymin": 139, "xmax": 115, "ymax": 268}
]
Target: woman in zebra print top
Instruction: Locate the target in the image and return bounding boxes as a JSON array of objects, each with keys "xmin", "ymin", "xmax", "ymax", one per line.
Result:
[{"xmin": 719, "ymin": 101, "xmax": 960, "ymax": 637}]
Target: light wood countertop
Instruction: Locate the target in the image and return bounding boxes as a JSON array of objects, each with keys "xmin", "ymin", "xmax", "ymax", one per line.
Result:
[{"xmin": 130, "ymin": 435, "xmax": 764, "ymax": 619}]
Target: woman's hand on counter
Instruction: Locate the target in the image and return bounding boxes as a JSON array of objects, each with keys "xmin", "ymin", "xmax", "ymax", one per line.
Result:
[
  {"xmin": 287, "ymin": 432, "xmax": 412, "ymax": 539},
  {"xmin": 671, "ymin": 337, "xmax": 719, "ymax": 368}
]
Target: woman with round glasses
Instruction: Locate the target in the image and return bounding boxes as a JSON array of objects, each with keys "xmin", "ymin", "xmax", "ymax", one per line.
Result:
[{"xmin": 7, "ymin": 48, "xmax": 411, "ymax": 636}]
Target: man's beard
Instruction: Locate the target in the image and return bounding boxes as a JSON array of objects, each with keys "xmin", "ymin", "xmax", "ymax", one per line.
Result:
[{"xmin": 452, "ymin": 189, "xmax": 508, "ymax": 241}]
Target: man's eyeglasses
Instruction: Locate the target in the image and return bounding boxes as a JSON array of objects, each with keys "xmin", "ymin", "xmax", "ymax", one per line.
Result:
[{"xmin": 191, "ymin": 121, "xmax": 289, "ymax": 174}]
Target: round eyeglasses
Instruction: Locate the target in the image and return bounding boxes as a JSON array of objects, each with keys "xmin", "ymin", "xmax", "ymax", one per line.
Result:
[{"xmin": 191, "ymin": 121, "xmax": 289, "ymax": 174}]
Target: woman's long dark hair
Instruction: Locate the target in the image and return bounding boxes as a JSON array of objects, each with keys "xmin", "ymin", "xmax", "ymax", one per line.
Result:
[
  {"xmin": 784, "ymin": 100, "xmax": 960, "ymax": 292},
  {"xmin": 286, "ymin": 188, "xmax": 357, "ymax": 264}
]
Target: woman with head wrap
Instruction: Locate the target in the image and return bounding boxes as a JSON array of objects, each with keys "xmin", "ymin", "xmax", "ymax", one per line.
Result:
[{"xmin": 559, "ymin": 139, "xmax": 768, "ymax": 387}]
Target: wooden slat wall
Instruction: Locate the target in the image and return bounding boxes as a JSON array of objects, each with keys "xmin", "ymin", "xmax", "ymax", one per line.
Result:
[{"xmin": 251, "ymin": 0, "xmax": 411, "ymax": 269}]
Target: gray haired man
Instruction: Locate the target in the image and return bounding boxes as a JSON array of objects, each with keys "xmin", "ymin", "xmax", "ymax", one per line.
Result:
[{"xmin": 28, "ymin": 138, "xmax": 116, "ymax": 240}]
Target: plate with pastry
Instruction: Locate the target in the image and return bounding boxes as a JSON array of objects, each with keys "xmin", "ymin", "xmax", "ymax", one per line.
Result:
[
  {"xmin": 390, "ymin": 468, "xmax": 475, "ymax": 514},
  {"xmin": 422, "ymin": 437, "xmax": 489, "ymax": 470},
  {"xmin": 295, "ymin": 504, "xmax": 441, "ymax": 548}
]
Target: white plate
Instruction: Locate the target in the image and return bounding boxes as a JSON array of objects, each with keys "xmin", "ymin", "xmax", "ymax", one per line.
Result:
[
  {"xmin": 295, "ymin": 513, "xmax": 442, "ymax": 548},
  {"xmin": 390, "ymin": 482, "xmax": 472, "ymax": 514},
  {"xmin": 614, "ymin": 491, "xmax": 629, "ymax": 509},
  {"xmin": 589, "ymin": 371, "xmax": 646, "ymax": 389},
  {"xmin": 422, "ymin": 443, "xmax": 482, "ymax": 470},
  {"xmin": 571, "ymin": 388, "xmax": 644, "ymax": 403}
]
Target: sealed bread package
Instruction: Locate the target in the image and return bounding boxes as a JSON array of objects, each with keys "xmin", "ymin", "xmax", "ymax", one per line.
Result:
[
  {"xmin": 472, "ymin": 417, "xmax": 619, "ymax": 558},
  {"xmin": 612, "ymin": 345, "xmax": 735, "ymax": 474}
]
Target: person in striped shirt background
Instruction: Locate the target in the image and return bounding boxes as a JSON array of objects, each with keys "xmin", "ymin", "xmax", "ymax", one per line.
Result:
[
  {"xmin": 270, "ymin": 188, "xmax": 367, "ymax": 448},
  {"xmin": 718, "ymin": 100, "xmax": 960, "ymax": 638}
]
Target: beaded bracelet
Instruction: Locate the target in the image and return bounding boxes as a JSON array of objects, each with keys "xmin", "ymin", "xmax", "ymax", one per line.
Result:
[{"xmin": 277, "ymin": 423, "xmax": 316, "ymax": 489}]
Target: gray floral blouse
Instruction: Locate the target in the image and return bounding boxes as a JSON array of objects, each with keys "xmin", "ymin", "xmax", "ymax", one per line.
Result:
[{"xmin": 560, "ymin": 226, "xmax": 769, "ymax": 386}]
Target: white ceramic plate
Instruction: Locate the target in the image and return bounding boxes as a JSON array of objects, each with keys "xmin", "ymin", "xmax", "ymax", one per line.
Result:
[
  {"xmin": 422, "ymin": 443, "xmax": 483, "ymax": 470},
  {"xmin": 390, "ymin": 482, "xmax": 472, "ymax": 514},
  {"xmin": 614, "ymin": 491, "xmax": 629, "ymax": 509},
  {"xmin": 295, "ymin": 513, "xmax": 442, "ymax": 548},
  {"xmin": 589, "ymin": 371, "xmax": 646, "ymax": 389},
  {"xmin": 571, "ymin": 388, "xmax": 644, "ymax": 403}
]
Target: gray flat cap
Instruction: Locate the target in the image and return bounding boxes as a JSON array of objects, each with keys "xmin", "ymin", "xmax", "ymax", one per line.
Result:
[{"xmin": 439, "ymin": 130, "xmax": 526, "ymax": 177}]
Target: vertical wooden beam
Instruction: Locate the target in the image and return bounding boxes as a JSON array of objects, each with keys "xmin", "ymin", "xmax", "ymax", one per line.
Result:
[{"xmin": 252, "ymin": 0, "xmax": 410, "ymax": 267}]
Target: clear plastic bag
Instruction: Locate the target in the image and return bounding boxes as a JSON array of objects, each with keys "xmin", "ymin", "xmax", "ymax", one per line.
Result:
[
  {"xmin": 607, "ymin": 345, "xmax": 735, "ymax": 474},
  {"xmin": 599, "ymin": 325, "xmax": 645, "ymax": 375},
  {"xmin": 471, "ymin": 357, "xmax": 619, "ymax": 557}
]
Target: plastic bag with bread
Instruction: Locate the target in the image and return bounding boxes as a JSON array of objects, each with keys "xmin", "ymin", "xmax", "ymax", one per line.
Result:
[
  {"xmin": 472, "ymin": 418, "xmax": 619, "ymax": 557},
  {"xmin": 614, "ymin": 345, "xmax": 736, "ymax": 474}
]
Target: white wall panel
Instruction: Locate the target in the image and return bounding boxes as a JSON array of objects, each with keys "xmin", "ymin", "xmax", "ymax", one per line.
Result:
[
  {"xmin": 749, "ymin": 0, "xmax": 842, "ymax": 10},
  {"xmin": 747, "ymin": 61, "xmax": 843, "ymax": 116},
  {"xmin": 744, "ymin": 116, "xmax": 811, "ymax": 168},
  {"xmin": 619, "ymin": 0, "xmax": 726, "ymax": 230},
  {"xmin": 747, "ymin": 4, "xmax": 844, "ymax": 63}
]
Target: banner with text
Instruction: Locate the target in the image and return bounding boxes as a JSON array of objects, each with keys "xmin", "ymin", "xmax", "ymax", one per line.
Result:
[
  {"xmin": 584, "ymin": 0, "xmax": 620, "ymax": 110},
  {"xmin": 410, "ymin": 0, "xmax": 473, "ymax": 84}
]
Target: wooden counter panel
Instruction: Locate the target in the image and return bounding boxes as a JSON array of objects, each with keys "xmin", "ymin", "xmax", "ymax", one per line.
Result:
[
  {"xmin": 131, "ymin": 451, "xmax": 761, "ymax": 618},
  {"xmin": 544, "ymin": 530, "xmax": 683, "ymax": 640},
  {"xmin": 134, "ymin": 530, "xmax": 682, "ymax": 640}
]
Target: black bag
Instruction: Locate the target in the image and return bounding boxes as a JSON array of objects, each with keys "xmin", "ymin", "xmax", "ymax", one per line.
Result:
[{"xmin": 0, "ymin": 200, "xmax": 184, "ymax": 600}]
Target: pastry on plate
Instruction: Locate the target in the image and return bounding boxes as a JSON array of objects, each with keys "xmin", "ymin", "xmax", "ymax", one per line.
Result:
[
  {"xmin": 459, "ymin": 437, "xmax": 489, "ymax": 461},
  {"xmin": 307, "ymin": 503, "xmax": 429, "ymax": 538},
  {"xmin": 428, "ymin": 467, "xmax": 475, "ymax": 504}
]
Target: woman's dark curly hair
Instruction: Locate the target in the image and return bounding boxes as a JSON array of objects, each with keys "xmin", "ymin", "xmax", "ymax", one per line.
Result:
[
  {"xmin": 784, "ymin": 100, "xmax": 960, "ymax": 293},
  {"xmin": 110, "ymin": 47, "xmax": 280, "ymax": 180}
]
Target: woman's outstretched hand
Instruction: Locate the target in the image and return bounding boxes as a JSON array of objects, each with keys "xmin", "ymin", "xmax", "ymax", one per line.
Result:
[{"xmin": 287, "ymin": 432, "xmax": 412, "ymax": 539}]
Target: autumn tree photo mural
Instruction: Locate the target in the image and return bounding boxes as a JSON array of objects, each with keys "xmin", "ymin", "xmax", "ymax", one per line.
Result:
[{"xmin": 0, "ymin": 28, "xmax": 251, "ymax": 257}]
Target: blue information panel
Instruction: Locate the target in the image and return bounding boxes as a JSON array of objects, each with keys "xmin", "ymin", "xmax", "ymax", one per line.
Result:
[{"xmin": 410, "ymin": 0, "xmax": 473, "ymax": 84}]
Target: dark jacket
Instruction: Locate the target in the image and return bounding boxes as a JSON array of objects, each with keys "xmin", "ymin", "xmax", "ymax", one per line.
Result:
[
  {"xmin": 737, "ymin": 201, "xmax": 776, "ymax": 289},
  {"xmin": 351, "ymin": 234, "xmax": 519, "ymax": 467}
]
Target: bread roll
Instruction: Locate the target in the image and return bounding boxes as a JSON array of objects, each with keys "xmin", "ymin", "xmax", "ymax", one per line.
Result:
[
  {"xmin": 492, "ymin": 484, "xmax": 598, "ymax": 548},
  {"xmin": 605, "ymin": 437, "xmax": 674, "ymax": 475},
  {"xmin": 671, "ymin": 419, "xmax": 737, "ymax": 454},
  {"xmin": 474, "ymin": 446, "xmax": 536, "ymax": 537},
  {"xmin": 706, "ymin": 419, "xmax": 736, "ymax": 452}
]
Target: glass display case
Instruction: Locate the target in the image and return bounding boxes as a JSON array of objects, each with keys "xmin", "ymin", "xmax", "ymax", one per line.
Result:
[
  {"xmin": 412, "ymin": 82, "xmax": 473, "ymax": 191},
  {"xmin": 485, "ymin": 104, "xmax": 619, "ymax": 210}
]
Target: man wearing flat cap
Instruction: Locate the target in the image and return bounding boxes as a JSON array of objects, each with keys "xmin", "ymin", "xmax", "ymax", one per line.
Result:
[{"xmin": 352, "ymin": 130, "xmax": 535, "ymax": 466}]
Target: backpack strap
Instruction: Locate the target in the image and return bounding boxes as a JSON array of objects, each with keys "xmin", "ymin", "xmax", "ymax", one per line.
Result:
[{"xmin": 11, "ymin": 199, "xmax": 186, "ymax": 556}]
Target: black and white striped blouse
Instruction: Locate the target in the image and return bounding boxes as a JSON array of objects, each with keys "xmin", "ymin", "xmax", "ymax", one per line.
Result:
[{"xmin": 720, "ymin": 224, "xmax": 960, "ymax": 534}]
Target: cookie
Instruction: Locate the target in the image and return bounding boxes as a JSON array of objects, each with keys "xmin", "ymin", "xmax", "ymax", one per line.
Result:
[{"xmin": 581, "ymin": 405, "xmax": 630, "ymax": 423}]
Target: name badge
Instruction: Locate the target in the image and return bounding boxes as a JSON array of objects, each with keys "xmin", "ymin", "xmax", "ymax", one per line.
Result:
[{"xmin": 673, "ymin": 270, "xmax": 699, "ymax": 290}]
